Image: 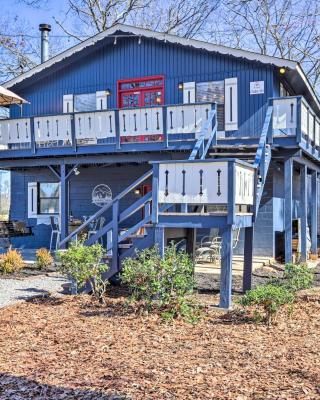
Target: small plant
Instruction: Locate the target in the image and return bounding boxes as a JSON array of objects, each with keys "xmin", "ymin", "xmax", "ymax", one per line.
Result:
[
  {"xmin": 122, "ymin": 244, "xmax": 198, "ymax": 322},
  {"xmin": 57, "ymin": 243, "xmax": 108, "ymax": 303},
  {"xmin": 282, "ymin": 263, "xmax": 314, "ymax": 292},
  {"xmin": 0, "ymin": 248, "xmax": 24, "ymax": 274},
  {"xmin": 36, "ymin": 248, "xmax": 53, "ymax": 270},
  {"xmin": 239, "ymin": 284, "xmax": 294, "ymax": 325}
]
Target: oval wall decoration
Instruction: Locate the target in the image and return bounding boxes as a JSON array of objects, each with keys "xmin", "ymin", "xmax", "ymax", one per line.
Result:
[{"xmin": 92, "ymin": 184, "xmax": 112, "ymax": 207}]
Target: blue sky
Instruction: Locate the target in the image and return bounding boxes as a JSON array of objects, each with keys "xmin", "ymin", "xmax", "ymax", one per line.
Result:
[{"xmin": 1, "ymin": 0, "xmax": 69, "ymax": 35}]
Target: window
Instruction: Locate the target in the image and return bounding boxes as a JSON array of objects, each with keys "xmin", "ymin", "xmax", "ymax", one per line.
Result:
[
  {"xmin": 74, "ymin": 93, "xmax": 96, "ymax": 112},
  {"xmin": 38, "ymin": 182, "xmax": 59, "ymax": 214},
  {"xmin": 196, "ymin": 81, "xmax": 225, "ymax": 131}
]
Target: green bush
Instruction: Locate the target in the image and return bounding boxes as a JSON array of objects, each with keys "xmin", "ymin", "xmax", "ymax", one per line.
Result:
[
  {"xmin": 239, "ymin": 284, "xmax": 294, "ymax": 325},
  {"xmin": 122, "ymin": 244, "xmax": 197, "ymax": 321},
  {"xmin": 282, "ymin": 263, "xmax": 314, "ymax": 292},
  {"xmin": 57, "ymin": 243, "xmax": 108, "ymax": 303}
]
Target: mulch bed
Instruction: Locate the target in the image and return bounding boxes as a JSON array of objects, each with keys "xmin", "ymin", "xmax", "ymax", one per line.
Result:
[{"xmin": 0, "ymin": 287, "xmax": 320, "ymax": 400}]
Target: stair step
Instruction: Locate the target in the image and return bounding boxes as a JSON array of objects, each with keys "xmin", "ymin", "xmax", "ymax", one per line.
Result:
[
  {"xmin": 127, "ymin": 234, "xmax": 146, "ymax": 239},
  {"xmin": 209, "ymin": 152, "xmax": 256, "ymax": 157},
  {"xmin": 118, "ymin": 243, "xmax": 133, "ymax": 249}
]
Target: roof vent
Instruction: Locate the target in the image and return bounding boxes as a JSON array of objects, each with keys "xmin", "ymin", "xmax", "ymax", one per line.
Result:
[{"xmin": 39, "ymin": 24, "xmax": 51, "ymax": 63}]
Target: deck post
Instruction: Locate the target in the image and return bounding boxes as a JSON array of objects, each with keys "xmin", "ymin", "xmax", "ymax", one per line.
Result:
[
  {"xmin": 300, "ymin": 165, "xmax": 308, "ymax": 262},
  {"xmin": 219, "ymin": 225, "xmax": 233, "ymax": 309},
  {"xmin": 284, "ymin": 158, "xmax": 293, "ymax": 264},
  {"xmin": 60, "ymin": 164, "xmax": 69, "ymax": 249},
  {"xmin": 186, "ymin": 228, "xmax": 197, "ymax": 261},
  {"xmin": 154, "ymin": 226, "xmax": 165, "ymax": 257},
  {"xmin": 243, "ymin": 226, "xmax": 254, "ymax": 292},
  {"xmin": 311, "ymin": 171, "xmax": 318, "ymax": 255},
  {"xmin": 112, "ymin": 200, "xmax": 119, "ymax": 272}
]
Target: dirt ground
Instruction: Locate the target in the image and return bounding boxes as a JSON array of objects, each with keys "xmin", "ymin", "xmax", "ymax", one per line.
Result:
[{"xmin": 0, "ymin": 285, "xmax": 319, "ymax": 400}]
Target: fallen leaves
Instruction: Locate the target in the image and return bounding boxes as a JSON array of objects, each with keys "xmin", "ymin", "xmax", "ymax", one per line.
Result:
[{"xmin": 0, "ymin": 287, "xmax": 319, "ymax": 399}]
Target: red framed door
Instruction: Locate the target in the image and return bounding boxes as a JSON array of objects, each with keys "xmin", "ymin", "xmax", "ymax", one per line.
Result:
[{"xmin": 117, "ymin": 75, "xmax": 165, "ymax": 142}]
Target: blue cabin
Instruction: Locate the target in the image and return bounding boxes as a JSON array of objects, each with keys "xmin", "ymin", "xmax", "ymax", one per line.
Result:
[{"xmin": 2, "ymin": 24, "xmax": 320, "ymax": 307}]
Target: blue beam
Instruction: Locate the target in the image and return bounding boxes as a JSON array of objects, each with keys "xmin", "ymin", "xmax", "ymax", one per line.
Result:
[
  {"xmin": 219, "ymin": 225, "xmax": 233, "ymax": 309},
  {"xmin": 151, "ymin": 163, "xmax": 159, "ymax": 224},
  {"xmin": 112, "ymin": 200, "xmax": 119, "ymax": 273},
  {"xmin": 227, "ymin": 161, "xmax": 235, "ymax": 225},
  {"xmin": 154, "ymin": 227, "xmax": 165, "ymax": 257},
  {"xmin": 311, "ymin": 171, "xmax": 318, "ymax": 255},
  {"xmin": 284, "ymin": 158, "xmax": 293, "ymax": 264},
  {"xmin": 243, "ymin": 226, "xmax": 253, "ymax": 292},
  {"xmin": 60, "ymin": 164, "xmax": 69, "ymax": 249},
  {"xmin": 300, "ymin": 165, "xmax": 307, "ymax": 262}
]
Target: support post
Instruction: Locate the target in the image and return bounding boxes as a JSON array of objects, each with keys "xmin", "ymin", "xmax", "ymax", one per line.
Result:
[
  {"xmin": 154, "ymin": 226, "xmax": 165, "ymax": 257},
  {"xmin": 300, "ymin": 165, "xmax": 307, "ymax": 262},
  {"xmin": 151, "ymin": 163, "xmax": 159, "ymax": 224},
  {"xmin": 112, "ymin": 200, "xmax": 119, "ymax": 272},
  {"xmin": 243, "ymin": 226, "xmax": 254, "ymax": 292},
  {"xmin": 186, "ymin": 228, "xmax": 197, "ymax": 261},
  {"xmin": 60, "ymin": 164, "xmax": 69, "ymax": 249},
  {"xmin": 219, "ymin": 225, "xmax": 233, "ymax": 309},
  {"xmin": 284, "ymin": 158, "xmax": 293, "ymax": 264},
  {"xmin": 30, "ymin": 116, "xmax": 36, "ymax": 154},
  {"xmin": 311, "ymin": 171, "xmax": 318, "ymax": 256}
]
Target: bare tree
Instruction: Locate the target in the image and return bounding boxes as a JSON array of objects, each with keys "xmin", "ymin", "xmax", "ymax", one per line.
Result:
[
  {"xmin": 0, "ymin": 16, "xmax": 39, "ymax": 83},
  {"xmin": 53, "ymin": 0, "xmax": 220, "ymax": 40},
  {"xmin": 210, "ymin": 0, "xmax": 320, "ymax": 92},
  {"xmin": 53, "ymin": 0, "xmax": 152, "ymax": 40}
]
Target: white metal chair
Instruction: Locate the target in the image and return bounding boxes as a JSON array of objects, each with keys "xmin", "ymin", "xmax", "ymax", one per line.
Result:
[
  {"xmin": 195, "ymin": 228, "xmax": 240, "ymax": 263},
  {"xmin": 88, "ymin": 216, "xmax": 105, "ymax": 244},
  {"xmin": 50, "ymin": 216, "xmax": 61, "ymax": 251}
]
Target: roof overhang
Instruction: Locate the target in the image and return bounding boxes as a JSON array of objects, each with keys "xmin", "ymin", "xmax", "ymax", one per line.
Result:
[{"xmin": 3, "ymin": 23, "xmax": 319, "ymax": 114}]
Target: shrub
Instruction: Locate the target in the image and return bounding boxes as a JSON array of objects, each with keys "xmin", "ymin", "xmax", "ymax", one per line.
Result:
[
  {"xmin": 57, "ymin": 243, "xmax": 108, "ymax": 303},
  {"xmin": 122, "ymin": 244, "xmax": 197, "ymax": 321},
  {"xmin": 36, "ymin": 248, "xmax": 54, "ymax": 270},
  {"xmin": 239, "ymin": 284, "xmax": 294, "ymax": 325},
  {"xmin": 282, "ymin": 263, "xmax": 314, "ymax": 292},
  {"xmin": 0, "ymin": 249, "xmax": 24, "ymax": 274}
]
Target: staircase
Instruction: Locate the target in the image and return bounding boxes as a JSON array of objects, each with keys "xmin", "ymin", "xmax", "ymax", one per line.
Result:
[{"xmin": 59, "ymin": 103, "xmax": 273, "ymax": 281}]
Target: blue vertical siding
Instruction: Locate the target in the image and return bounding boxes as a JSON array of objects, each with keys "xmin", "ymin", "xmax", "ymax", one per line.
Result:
[
  {"xmin": 10, "ymin": 164, "xmax": 150, "ymax": 249},
  {"xmin": 11, "ymin": 37, "xmax": 275, "ymax": 137}
]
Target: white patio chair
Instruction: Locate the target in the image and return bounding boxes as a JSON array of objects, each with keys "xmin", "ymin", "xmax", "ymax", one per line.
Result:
[
  {"xmin": 50, "ymin": 216, "xmax": 60, "ymax": 251},
  {"xmin": 195, "ymin": 228, "xmax": 240, "ymax": 263},
  {"xmin": 88, "ymin": 216, "xmax": 106, "ymax": 244}
]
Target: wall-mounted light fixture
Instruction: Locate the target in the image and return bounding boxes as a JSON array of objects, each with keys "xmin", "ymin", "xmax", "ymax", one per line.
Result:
[
  {"xmin": 74, "ymin": 167, "xmax": 80, "ymax": 176},
  {"xmin": 138, "ymin": 36, "xmax": 142, "ymax": 45},
  {"xmin": 178, "ymin": 82, "xmax": 184, "ymax": 90},
  {"xmin": 156, "ymin": 95, "xmax": 161, "ymax": 104},
  {"xmin": 114, "ymin": 36, "xmax": 117, "ymax": 45},
  {"xmin": 105, "ymin": 89, "xmax": 111, "ymax": 96},
  {"xmin": 134, "ymin": 188, "xmax": 141, "ymax": 195},
  {"xmin": 279, "ymin": 67, "xmax": 286, "ymax": 75}
]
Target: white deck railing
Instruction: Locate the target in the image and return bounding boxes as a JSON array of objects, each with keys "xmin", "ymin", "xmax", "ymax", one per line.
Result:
[
  {"xmin": 0, "ymin": 103, "xmax": 214, "ymax": 149},
  {"xmin": 34, "ymin": 115, "xmax": 72, "ymax": 147},
  {"xmin": 75, "ymin": 110, "xmax": 116, "ymax": 145},
  {"xmin": 157, "ymin": 160, "xmax": 255, "ymax": 206},
  {"xmin": 272, "ymin": 96, "xmax": 320, "ymax": 146},
  {"xmin": 0, "ymin": 118, "xmax": 31, "ymax": 149}
]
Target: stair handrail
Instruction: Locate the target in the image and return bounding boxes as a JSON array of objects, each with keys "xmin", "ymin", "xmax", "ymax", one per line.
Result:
[
  {"xmin": 59, "ymin": 169, "xmax": 153, "ymax": 247},
  {"xmin": 253, "ymin": 105, "xmax": 273, "ymax": 218},
  {"xmin": 84, "ymin": 191, "xmax": 152, "ymax": 246},
  {"xmin": 189, "ymin": 105, "xmax": 217, "ymax": 160}
]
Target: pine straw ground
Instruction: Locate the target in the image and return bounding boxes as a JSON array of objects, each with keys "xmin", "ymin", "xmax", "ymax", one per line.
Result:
[{"xmin": 0, "ymin": 287, "xmax": 319, "ymax": 400}]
